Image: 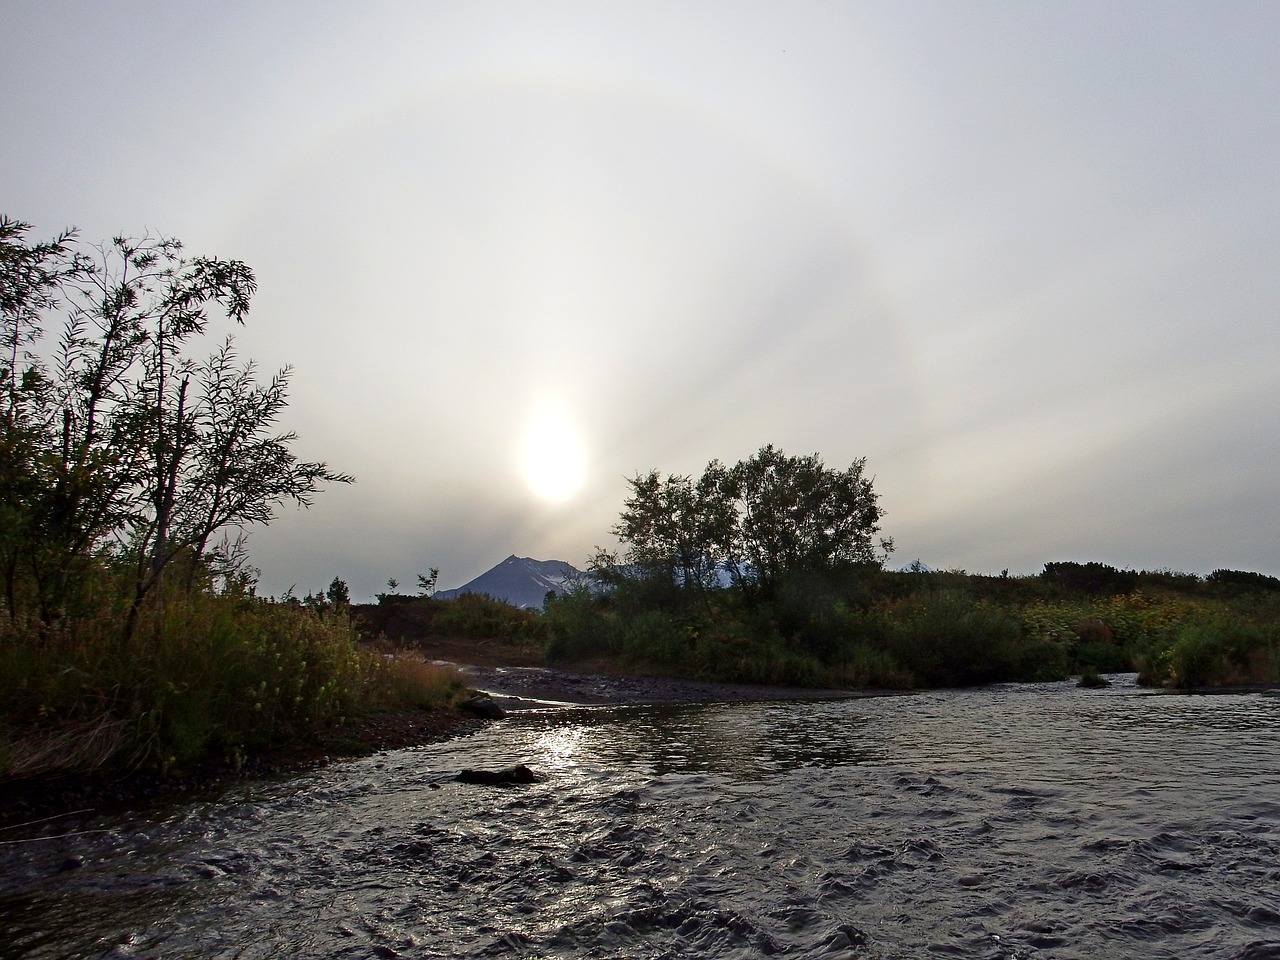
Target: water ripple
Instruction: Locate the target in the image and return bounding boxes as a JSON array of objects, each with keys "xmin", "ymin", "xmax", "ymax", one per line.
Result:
[{"xmin": 2, "ymin": 679, "xmax": 1278, "ymax": 958}]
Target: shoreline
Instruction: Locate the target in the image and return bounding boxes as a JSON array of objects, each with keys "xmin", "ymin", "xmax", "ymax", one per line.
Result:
[
  {"xmin": 4, "ymin": 653, "xmax": 1274, "ymax": 833},
  {"xmin": 463, "ymin": 663, "xmax": 891, "ymax": 710},
  {"xmin": 0, "ymin": 660, "xmax": 872, "ymax": 833},
  {"xmin": 0, "ymin": 706, "xmax": 486, "ymax": 832}
]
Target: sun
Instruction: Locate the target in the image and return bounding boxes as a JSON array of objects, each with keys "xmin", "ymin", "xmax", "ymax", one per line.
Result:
[{"xmin": 519, "ymin": 404, "xmax": 587, "ymax": 503}]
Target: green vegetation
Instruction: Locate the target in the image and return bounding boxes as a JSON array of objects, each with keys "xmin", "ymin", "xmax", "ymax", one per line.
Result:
[
  {"xmin": 360, "ymin": 589, "xmax": 547, "ymax": 642},
  {"xmin": 0, "ymin": 218, "xmax": 353, "ymax": 630},
  {"xmin": 544, "ymin": 561, "xmax": 1280, "ymax": 690},
  {"xmin": 542, "ymin": 446, "xmax": 1280, "ymax": 692},
  {"xmin": 0, "ymin": 578, "xmax": 467, "ymax": 778},
  {"xmin": 0, "ymin": 219, "xmax": 463, "ymax": 779},
  {"xmin": 594, "ymin": 445, "xmax": 892, "ymax": 609},
  {"xmin": 6, "ymin": 214, "xmax": 1273, "ymax": 782}
]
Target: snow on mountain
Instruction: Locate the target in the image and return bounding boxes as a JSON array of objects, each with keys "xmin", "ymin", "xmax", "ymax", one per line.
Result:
[
  {"xmin": 898, "ymin": 560, "xmax": 935, "ymax": 573},
  {"xmin": 435, "ymin": 555, "xmax": 584, "ymax": 609}
]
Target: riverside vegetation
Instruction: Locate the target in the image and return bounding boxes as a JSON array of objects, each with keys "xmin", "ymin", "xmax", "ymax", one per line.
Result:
[
  {"xmin": 370, "ymin": 451, "xmax": 1280, "ymax": 694},
  {"xmin": 542, "ymin": 559, "xmax": 1280, "ymax": 691},
  {"xmin": 0, "ymin": 219, "xmax": 463, "ymax": 782},
  {"xmin": 364, "ymin": 561, "xmax": 1280, "ymax": 692},
  {"xmin": 4, "ymin": 217, "xmax": 1277, "ymax": 786},
  {"xmin": 540, "ymin": 449, "xmax": 1280, "ymax": 690}
]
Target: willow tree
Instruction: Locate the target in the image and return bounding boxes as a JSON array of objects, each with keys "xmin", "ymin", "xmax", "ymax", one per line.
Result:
[{"xmin": 0, "ymin": 217, "xmax": 351, "ymax": 630}]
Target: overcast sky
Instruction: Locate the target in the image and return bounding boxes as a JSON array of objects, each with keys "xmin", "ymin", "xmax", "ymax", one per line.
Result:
[{"xmin": 6, "ymin": 1, "xmax": 1278, "ymax": 598}]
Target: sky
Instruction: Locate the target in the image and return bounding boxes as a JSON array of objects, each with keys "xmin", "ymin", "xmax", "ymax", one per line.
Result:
[{"xmin": 5, "ymin": 1, "xmax": 1279, "ymax": 599}]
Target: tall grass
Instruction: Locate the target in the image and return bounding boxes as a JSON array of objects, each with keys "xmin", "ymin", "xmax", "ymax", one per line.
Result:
[
  {"xmin": 543, "ymin": 588, "xmax": 623, "ymax": 662},
  {"xmin": 0, "ymin": 591, "xmax": 466, "ymax": 778}
]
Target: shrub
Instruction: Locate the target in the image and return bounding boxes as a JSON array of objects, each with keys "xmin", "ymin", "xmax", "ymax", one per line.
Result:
[
  {"xmin": 1070, "ymin": 617, "xmax": 1130, "ymax": 673},
  {"xmin": 620, "ymin": 609, "xmax": 698, "ymax": 665},
  {"xmin": 1162, "ymin": 618, "xmax": 1277, "ymax": 688},
  {"xmin": 543, "ymin": 588, "xmax": 625, "ymax": 662},
  {"xmin": 684, "ymin": 627, "xmax": 826, "ymax": 686},
  {"xmin": 432, "ymin": 592, "xmax": 545, "ymax": 640},
  {"xmin": 0, "ymin": 591, "xmax": 467, "ymax": 778},
  {"xmin": 1040, "ymin": 562, "xmax": 1138, "ymax": 595},
  {"xmin": 886, "ymin": 591, "xmax": 1031, "ymax": 686},
  {"xmin": 1206, "ymin": 569, "xmax": 1280, "ymax": 596},
  {"xmin": 831, "ymin": 643, "xmax": 912, "ymax": 689}
]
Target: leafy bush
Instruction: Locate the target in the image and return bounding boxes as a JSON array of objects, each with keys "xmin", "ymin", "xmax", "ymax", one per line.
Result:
[
  {"xmin": 548, "ymin": 549, "xmax": 1280, "ymax": 692},
  {"xmin": 829, "ymin": 643, "xmax": 912, "ymax": 689},
  {"xmin": 432, "ymin": 592, "xmax": 545, "ymax": 640},
  {"xmin": 1041, "ymin": 561, "xmax": 1138, "ymax": 595},
  {"xmin": 885, "ymin": 591, "xmax": 1035, "ymax": 686},
  {"xmin": 1160, "ymin": 618, "xmax": 1277, "ymax": 688},
  {"xmin": 1207, "ymin": 569, "xmax": 1280, "ymax": 596},
  {"xmin": 543, "ymin": 588, "xmax": 624, "ymax": 662},
  {"xmin": 619, "ymin": 609, "xmax": 698, "ymax": 665}
]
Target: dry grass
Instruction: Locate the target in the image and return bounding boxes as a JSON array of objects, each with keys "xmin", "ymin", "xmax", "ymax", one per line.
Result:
[
  {"xmin": 1, "ymin": 715, "xmax": 129, "ymax": 779},
  {"xmin": 1, "ymin": 590, "xmax": 482, "ymax": 777},
  {"xmin": 372, "ymin": 653, "xmax": 469, "ymax": 710}
]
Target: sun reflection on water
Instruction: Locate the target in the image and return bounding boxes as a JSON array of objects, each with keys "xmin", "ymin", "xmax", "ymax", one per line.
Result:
[{"xmin": 536, "ymin": 725, "xmax": 587, "ymax": 771}]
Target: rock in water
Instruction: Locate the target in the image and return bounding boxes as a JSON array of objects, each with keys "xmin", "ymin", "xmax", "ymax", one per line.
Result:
[
  {"xmin": 457, "ymin": 764, "xmax": 539, "ymax": 785},
  {"xmin": 461, "ymin": 695, "xmax": 507, "ymax": 719}
]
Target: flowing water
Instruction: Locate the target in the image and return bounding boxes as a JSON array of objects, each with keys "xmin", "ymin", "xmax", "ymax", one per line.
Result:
[{"xmin": 3, "ymin": 677, "xmax": 1279, "ymax": 959}]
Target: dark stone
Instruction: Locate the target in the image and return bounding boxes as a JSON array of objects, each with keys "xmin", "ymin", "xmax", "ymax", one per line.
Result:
[
  {"xmin": 460, "ymin": 695, "xmax": 506, "ymax": 719},
  {"xmin": 457, "ymin": 764, "xmax": 539, "ymax": 785}
]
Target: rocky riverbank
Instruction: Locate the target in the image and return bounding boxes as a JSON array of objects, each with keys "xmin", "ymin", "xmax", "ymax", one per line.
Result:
[
  {"xmin": 394, "ymin": 633, "xmax": 883, "ymax": 708},
  {"xmin": 465, "ymin": 663, "xmax": 873, "ymax": 710}
]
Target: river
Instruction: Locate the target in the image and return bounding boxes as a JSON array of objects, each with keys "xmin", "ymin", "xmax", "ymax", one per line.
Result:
[{"xmin": 2, "ymin": 676, "xmax": 1278, "ymax": 959}]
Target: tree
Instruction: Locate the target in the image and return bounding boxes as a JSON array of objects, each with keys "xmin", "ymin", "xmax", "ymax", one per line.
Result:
[
  {"xmin": 0, "ymin": 218, "xmax": 93, "ymax": 618},
  {"xmin": 326, "ymin": 576, "xmax": 350, "ymax": 607},
  {"xmin": 610, "ymin": 445, "xmax": 891, "ymax": 606},
  {"xmin": 611, "ymin": 469, "xmax": 733, "ymax": 604},
  {"xmin": 0, "ymin": 218, "xmax": 352, "ymax": 629},
  {"xmin": 716, "ymin": 445, "xmax": 891, "ymax": 598},
  {"xmin": 417, "ymin": 569, "xmax": 439, "ymax": 597}
]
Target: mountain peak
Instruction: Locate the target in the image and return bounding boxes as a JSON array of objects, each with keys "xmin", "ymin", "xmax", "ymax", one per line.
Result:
[{"xmin": 436, "ymin": 556, "xmax": 582, "ymax": 609}]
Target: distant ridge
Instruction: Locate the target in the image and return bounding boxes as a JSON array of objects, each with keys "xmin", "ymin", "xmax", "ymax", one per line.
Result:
[{"xmin": 435, "ymin": 555, "xmax": 583, "ymax": 609}]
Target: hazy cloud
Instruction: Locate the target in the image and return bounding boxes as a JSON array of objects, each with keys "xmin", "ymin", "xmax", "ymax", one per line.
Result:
[{"xmin": 6, "ymin": 1, "xmax": 1278, "ymax": 598}]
